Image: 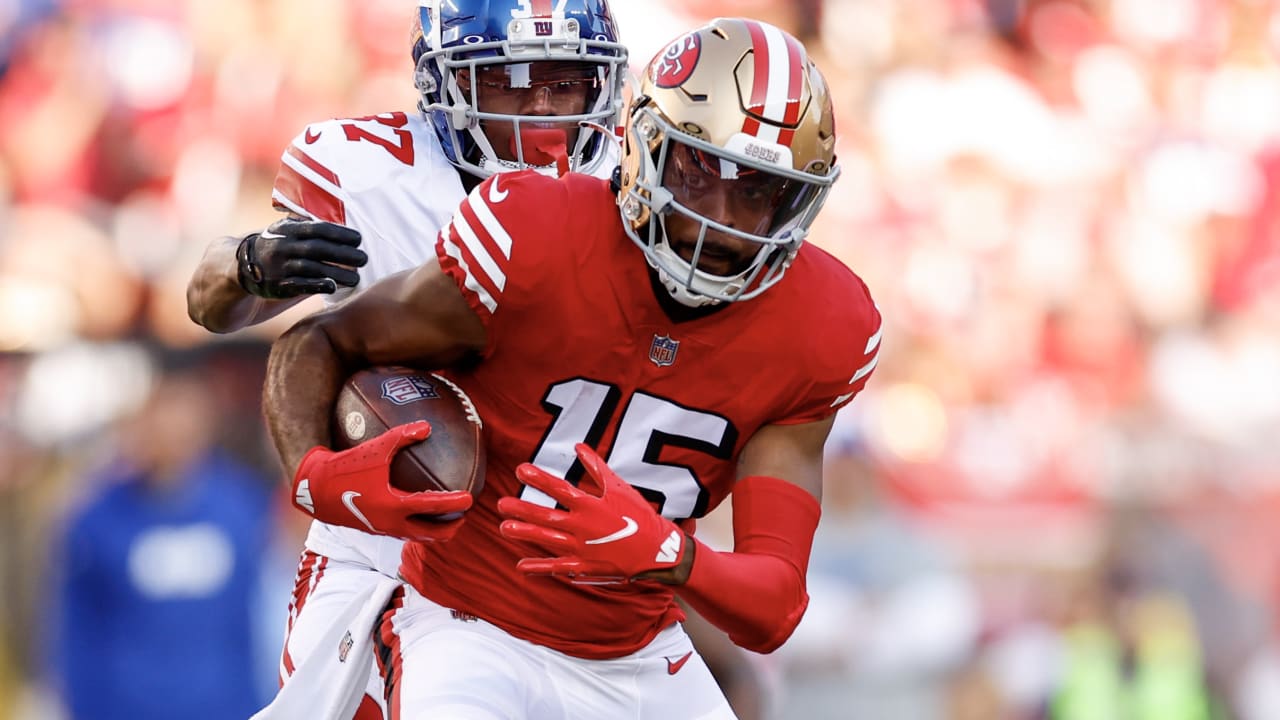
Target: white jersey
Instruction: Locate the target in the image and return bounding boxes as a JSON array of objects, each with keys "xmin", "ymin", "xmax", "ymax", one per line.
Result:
[
  {"xmin": 270, "ymin": 110, "xmax": 621, "ymax": 575},
  {"xmin": 272, "ymin": 112, "xmax": 467, "ymax": 308}
]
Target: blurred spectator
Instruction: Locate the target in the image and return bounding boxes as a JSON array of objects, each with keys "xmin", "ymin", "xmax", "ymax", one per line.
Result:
[
  {"xmin": 46, "ymin": 348, "xmax": 273, "ymax": 720},
  {"xmin": 1048, "ymin": 577, "xmax": 1216, "ymax": 720},
  {"xmin": 2, "ymin": 0, "xmax": 1280, "ymax": 717}
]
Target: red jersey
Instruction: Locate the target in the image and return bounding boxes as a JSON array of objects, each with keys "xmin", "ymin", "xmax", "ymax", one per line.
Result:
[{"xmin": 402, "ymin": 171, "xmax": 882, "ymax": 659}]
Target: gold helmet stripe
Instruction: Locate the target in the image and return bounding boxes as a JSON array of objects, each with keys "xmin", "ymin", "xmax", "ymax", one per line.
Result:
[{"xmin": 741, "ymin": 20, "xmax": 806, "ymax": 146}]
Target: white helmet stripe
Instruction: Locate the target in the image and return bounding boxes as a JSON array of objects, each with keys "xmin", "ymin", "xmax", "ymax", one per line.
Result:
[
  {"xmin": 759, "ymin": 23, "xmax": 795, "ymax": 125},
  {"xmin": 740, "ymin": 20, "xmax": 806, "ymax": 144}
]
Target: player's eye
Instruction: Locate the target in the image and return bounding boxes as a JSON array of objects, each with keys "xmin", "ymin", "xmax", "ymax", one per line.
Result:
[
  {"xmin": 554, "ymin": 80, "xmax": 584, "ymax": 91},
  {"xmin": 672, "ymin": 156, "xmax": 710, "ymax": 190},
  {"xmin": 740, "ymin": 178, "xmax": 787, "ymax": 202}
]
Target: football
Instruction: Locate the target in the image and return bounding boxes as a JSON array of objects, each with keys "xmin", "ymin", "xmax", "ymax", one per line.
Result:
[{"xmin": 332, "ymin": 366, "xmax": 485, "ymax": 516}]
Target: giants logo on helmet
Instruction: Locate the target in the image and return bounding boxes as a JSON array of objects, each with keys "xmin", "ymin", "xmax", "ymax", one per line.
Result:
[{"xmin": 651, "ymin": 32, "xmax": 701, "ymax": 89}]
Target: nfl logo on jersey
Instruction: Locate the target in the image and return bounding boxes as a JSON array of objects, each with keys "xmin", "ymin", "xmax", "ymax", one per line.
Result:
[
  {"xmin": 381, "ymin": 375, "xmax": 440, "ymax": 405},
  {"xmin": 649, "ymin": 335, "xmax": 680, "ymax": 367}
]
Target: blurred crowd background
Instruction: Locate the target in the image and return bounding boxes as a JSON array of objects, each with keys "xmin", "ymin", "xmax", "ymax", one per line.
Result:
[{"xmin": 2, "ymin": 0, "xmax": 1279, "ymax": 718}]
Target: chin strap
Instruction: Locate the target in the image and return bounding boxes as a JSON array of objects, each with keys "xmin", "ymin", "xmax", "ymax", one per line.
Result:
[
  {"xmin": 648, "ymin": 215, "xmax": 735, "ymax": 308},
  {"xmin": 650, "ymin": 257, "xmax": 723, "ymax": 307}
]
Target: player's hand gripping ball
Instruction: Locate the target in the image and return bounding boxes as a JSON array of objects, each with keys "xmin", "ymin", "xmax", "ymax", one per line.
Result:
[
  {"xmin": 332, "ymin": 367, "xmax": 486, "ymax": 502},
  {"xmin": 289, "ymin": 368, "xmax": 485, "ymax": 542}
]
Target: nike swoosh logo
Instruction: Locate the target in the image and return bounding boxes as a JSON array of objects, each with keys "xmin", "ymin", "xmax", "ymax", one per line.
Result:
[
  {"xmin": 666, "ymin": 651, "xmax": 693, "ymax": 675},
  {"xmin": 295, "ymin": 479, "xmax": 314, "ymax": 514},
  {"xmin": 584, "ymin": 516, "xmax": 638, "ymax": 545},
  {"xmin": 341, "ymin": 491, "xmax": 377, "ymax": 533},
  {"xmin": 487, "ymin": 176, "xmax": 508, "ymax": 203},
  {"xmin": 304, "ymin": 128, "xmax": 322, "ymax": 144}
]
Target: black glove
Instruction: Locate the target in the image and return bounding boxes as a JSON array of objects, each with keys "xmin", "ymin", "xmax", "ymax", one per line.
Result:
[{"xmin": 236, "ymin": 218, "xmax": 366, "ymax": 299}]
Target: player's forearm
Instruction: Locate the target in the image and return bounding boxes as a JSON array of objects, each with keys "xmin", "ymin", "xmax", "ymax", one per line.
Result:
[
  {"xmin": 677, "ymin": 541, "xmax": 808, "ymax": 654},
  {"xmin": 264, "ymin": 317, "xmax": 350, "ymax": 479},
  {"xmin": 675, "ymin": 475, "xmax": 821, "ymax": 654},
  {"xmin": 186, "ymin": 234, "xmax": 293, "ymax": 333}
]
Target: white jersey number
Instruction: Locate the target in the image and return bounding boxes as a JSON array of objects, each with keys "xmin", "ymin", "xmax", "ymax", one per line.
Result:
[
  {"xmin": 340, "ymin": 113, "xmax": 415, "ymax": 166},
  {"xmin": 519, "ymin": 378, "xmax": 737, "ymax": 519}
]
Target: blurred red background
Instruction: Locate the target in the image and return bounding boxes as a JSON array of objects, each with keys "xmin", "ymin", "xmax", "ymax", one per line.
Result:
[{"xmin": 3, "ymin": 1, "xmax": 1280, "ymax": 718}]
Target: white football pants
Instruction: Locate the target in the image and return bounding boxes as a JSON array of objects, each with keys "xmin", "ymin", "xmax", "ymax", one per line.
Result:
[{"xmin": 376, "ymin": 583, "xmax": 738, "ymax": 720}]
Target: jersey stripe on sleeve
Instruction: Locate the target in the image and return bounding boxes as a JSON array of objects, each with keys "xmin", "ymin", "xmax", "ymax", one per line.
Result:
[
  {"xmin": 435, "ymin": 179, "xmax": 518, "ymax": 319},
  {"xmin": 451, "ymin": 209, "xmax": 507, "ymax": 295},
  {"xmin": 830, "ymin": 307, "xmax": 882, "ymax": 408},
  {"xmin": 272, "ymin": 144, "xmax": 347, "ymax": 223}
]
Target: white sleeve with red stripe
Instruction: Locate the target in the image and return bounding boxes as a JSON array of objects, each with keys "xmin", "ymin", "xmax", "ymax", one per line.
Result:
[
  {"xmin": 268, "ymin": 113, "xmax": 471, "ymax": 301},
  {"xmin": 272, "ymin": 121, "xmax": 352, "ymax": 225},
  {"xmin": 271, "ymin": 113, "xmax": 433, "ymax": 224}
]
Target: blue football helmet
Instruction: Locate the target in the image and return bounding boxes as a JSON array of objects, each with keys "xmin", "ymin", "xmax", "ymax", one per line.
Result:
[{"xmin": 411, "ymin": 0, "xmax": 628, "ymax": 178}]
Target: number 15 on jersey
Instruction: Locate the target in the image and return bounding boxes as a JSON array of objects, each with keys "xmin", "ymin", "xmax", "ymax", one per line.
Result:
[{"xmin": 519, "ymin": 378, "xmax": 738, "ymax": 521}]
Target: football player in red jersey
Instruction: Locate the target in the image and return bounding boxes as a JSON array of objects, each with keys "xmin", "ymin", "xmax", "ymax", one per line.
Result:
[
  {"xmin": 263, "ymin": 17, "xmax": 881, "ymax": 720},
  {"xmin": 187, "ymin": 2, "xmax": 765, "ymax": 718}
]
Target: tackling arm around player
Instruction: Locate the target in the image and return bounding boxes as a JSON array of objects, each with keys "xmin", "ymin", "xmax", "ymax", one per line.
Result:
[
  {"xmin": 186, "ymin": 218, "xmax": 365, "ymax": 333},
  {"xmin": 263, "ymin": 17, "xmax": 880, "ymax": 719}
]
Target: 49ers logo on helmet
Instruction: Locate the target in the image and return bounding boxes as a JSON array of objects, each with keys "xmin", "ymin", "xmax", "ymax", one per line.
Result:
[{"xmin": 650, "ymin": 32, "xmax": 701, "ymax": 89}]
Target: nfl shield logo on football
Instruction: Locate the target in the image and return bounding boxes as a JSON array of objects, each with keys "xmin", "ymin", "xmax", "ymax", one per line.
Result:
[
  {"xmin": 649, "ymin": 334, "xmax": 680, "ymax": 367},
  {"xmin": 381, "ymin": 375, "xmax": 440, "ymax": 405}
]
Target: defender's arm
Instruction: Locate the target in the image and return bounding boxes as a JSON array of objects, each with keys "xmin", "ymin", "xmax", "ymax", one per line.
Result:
[
  {"xmin": 186, "ymin": 219, "xmax": 365, "ymax": 333},
  {"xmin": 186, "ymin": 234, "xmax": 293, "ymax": 332}
]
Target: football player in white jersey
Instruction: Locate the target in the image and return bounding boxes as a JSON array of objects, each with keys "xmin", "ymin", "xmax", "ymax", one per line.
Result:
[{"xmin": 186, "ymin": 2, "xmax": 763, "ymax": 718}]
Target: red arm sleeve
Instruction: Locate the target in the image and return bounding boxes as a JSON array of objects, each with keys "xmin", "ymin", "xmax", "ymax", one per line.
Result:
[{"xmin": 676, "ymin": 475, "xmax": 821, "ymax": 654}]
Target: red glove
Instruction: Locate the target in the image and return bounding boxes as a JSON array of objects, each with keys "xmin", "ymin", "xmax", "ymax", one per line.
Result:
[
  {"xmin": 497, "ymin": 444, "xmax": 686, "ymax": 584},
  {"xmin": 291, "ymin": 421, "xmax": 473, "ymax": 543}
]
